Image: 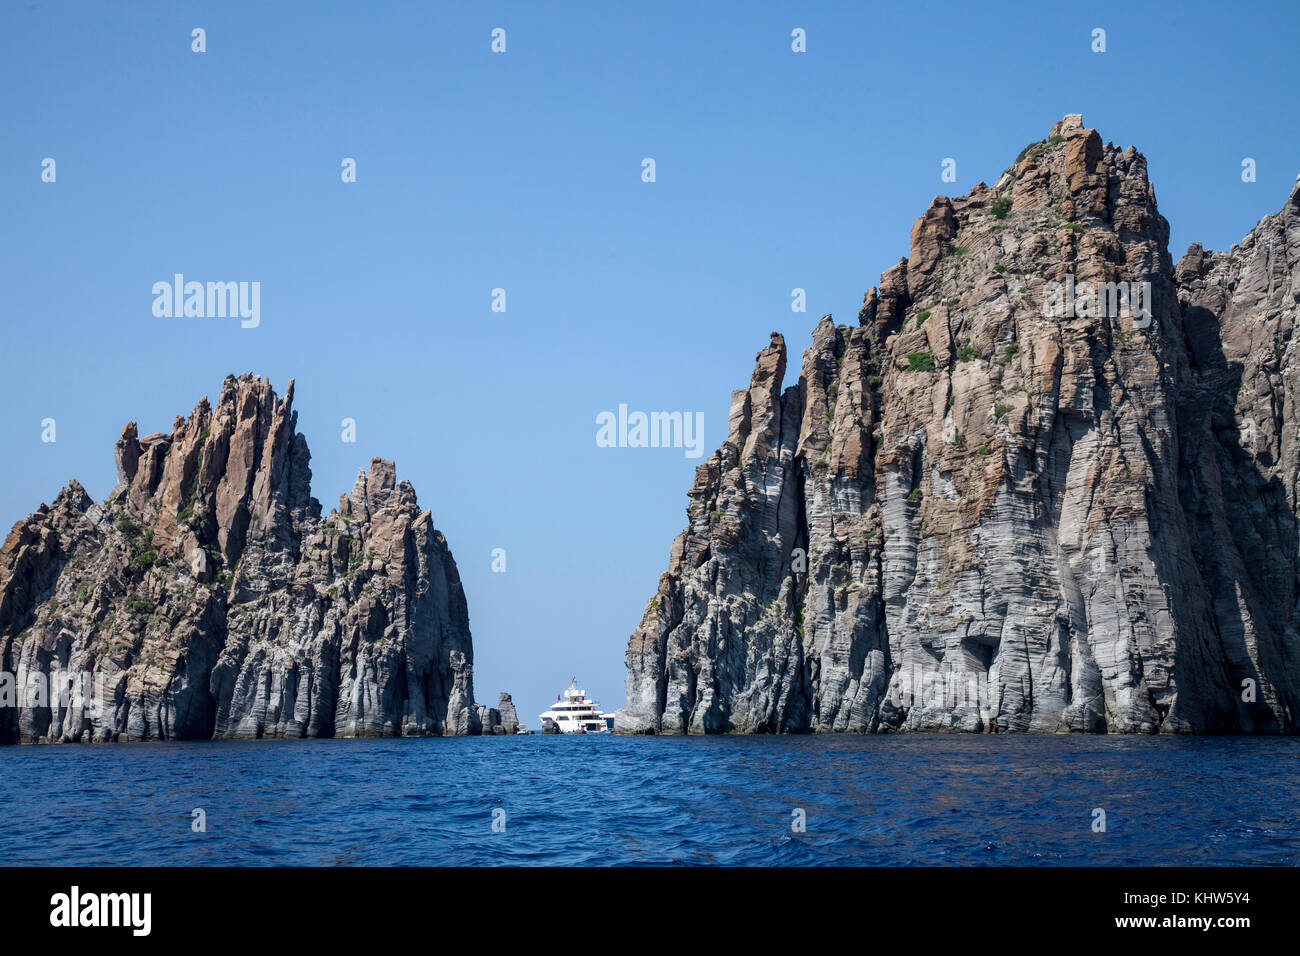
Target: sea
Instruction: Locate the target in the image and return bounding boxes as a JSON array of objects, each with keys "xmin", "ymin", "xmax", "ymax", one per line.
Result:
[{"xmin": 1, "ymin": 734, "xmax": 1296, "ymax": 866}]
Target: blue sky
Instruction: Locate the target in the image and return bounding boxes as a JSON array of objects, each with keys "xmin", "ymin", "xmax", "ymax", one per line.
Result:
[{"xmin": 2, "ymin": 0, "xmax": 1298, "ymax": 726}]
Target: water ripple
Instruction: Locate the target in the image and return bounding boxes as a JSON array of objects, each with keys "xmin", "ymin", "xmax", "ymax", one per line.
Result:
[{"xmin": 1, "ymin": 734, "xmax": 1297, "ymax": 865}]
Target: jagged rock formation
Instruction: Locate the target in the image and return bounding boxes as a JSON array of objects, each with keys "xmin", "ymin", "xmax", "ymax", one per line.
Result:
[
  {"xmin": 476, "ymin": 692, "xmax": 521, "ymax": 735},
  {"xmin": 619, "ymin": 115, "xmax": 1300, "ymax": 735},
  {"xmin": 496, "ymin": 692, "xmax": 520, "ymax": 734},
  {"xmin": 476, "ymin": 692, "xmax": 520, "ymax": 735},
  {"xmin": 0, "ymin": 374, "xmax": 501, "ymax": 743}
]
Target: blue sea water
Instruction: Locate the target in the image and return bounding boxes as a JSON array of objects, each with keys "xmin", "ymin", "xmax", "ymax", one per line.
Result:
[{"xmin": 0, "ymin": 735, "xmax": 1296, "ymax": 866}]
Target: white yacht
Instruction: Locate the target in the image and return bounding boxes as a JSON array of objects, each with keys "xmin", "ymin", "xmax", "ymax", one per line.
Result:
[{"xmin": 539, "ymin": 679, "xmax": 612, "ymax": 733}]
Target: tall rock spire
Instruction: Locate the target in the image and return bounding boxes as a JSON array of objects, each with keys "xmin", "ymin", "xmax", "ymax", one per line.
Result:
[
  {"xmin": 0, "ymin": 375, "xmax": 487, "ymax": 743},
  {"xmin": 618, "ymin": 116, "xmax": 1300, "ymax": 734}
]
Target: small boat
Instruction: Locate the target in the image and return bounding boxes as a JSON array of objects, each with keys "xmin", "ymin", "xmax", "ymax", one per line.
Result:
[{"xmin": 538, "ymin": 678, "xmax": 611, "ymax": 734}]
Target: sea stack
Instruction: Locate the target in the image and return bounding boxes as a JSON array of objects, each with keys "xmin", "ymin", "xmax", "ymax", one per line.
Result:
[
  {"xmin": 618, "ymin": 116, "xmax": 1300, "ymax": 735},
  {"xmin": 0, "ymin": 374, "xmax": 500, "ymax": 743}
]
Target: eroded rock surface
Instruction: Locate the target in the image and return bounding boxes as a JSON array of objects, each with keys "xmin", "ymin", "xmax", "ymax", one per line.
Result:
[
  {"xmin": 619, "ymin": 118, "xmax": 1300, "ymax": 734},
  {"xmin": 0, "ymin": 375, "xmax": 500, "ymax": 743}
]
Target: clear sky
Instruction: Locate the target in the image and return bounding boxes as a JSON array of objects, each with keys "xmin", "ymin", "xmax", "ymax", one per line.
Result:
[{"xmin": 3, "ymin": 0, "xmax": 1298, "ymax": 727}]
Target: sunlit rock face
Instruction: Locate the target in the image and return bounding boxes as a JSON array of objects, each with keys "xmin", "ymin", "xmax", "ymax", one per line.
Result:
[
  {"xmin": 0, "ymin": 374, "xmax": 488, "ymax": 743},
  {"xmin": 619, "ymin": 117, "xmax": 1300, "ymax": 735}
]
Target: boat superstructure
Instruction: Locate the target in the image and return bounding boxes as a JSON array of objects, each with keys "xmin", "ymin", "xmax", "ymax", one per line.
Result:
[{"xmin": 539, "ymin": 679, "xmax": 612, "ymax": 733}]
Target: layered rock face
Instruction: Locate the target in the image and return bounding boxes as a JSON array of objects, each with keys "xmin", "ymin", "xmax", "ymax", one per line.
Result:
[
  {"xmin": 620, "ymin": 115, "xmax": 1300, "ymax": 734},
  {"xmin": 0, "ymin": 375, "xmax": 495, "ymax": 743}
]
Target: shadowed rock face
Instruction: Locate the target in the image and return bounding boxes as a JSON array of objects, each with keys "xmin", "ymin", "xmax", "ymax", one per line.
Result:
[
  {"xmin": 619, "ymin": 116, "xmax": 1300, "ymax": 735},
  {"xmin": 0, "ymin": 374, "xmax": 487, "ymax": 743}
]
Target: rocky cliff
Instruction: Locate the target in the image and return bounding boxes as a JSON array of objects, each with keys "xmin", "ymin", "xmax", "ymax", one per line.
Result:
[
  {"xmin": 0, "ymin": 374, "xmax": 497, "ymax": 743},
  {"xmin": 619, "ymin": 115, "xmax": 1300, "ymax": 734}
]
